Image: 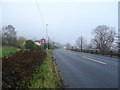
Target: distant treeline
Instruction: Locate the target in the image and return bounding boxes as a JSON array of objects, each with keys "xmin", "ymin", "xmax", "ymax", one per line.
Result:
[{"xmin": 1, "ymin": 25, "xmax": 55, "ymax": 50}]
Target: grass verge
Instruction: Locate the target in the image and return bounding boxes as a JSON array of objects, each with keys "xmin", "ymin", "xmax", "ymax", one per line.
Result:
[
  {"xmin": 29, "ymin": 50, "xmax": 64, "ymax": 88},
  {"xmin": 0, "ymin": 46, "xmax": 20, "ymax": 58}
]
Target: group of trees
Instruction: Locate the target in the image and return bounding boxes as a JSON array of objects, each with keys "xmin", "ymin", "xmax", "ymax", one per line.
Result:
[
  {"xmin": 76, "ymin": 25, "xmax": 117, "ymax": 52},
  {"xmin": 2, "ymin": 25, "xmax": 17, "ymax": 46},
  {"xmin": 1, "ymin": 24, "xmax": 119, "ymax": 52},
  {"xmin": 1, "ymin": 25, "xmax": 26, "ymax": 48},
  {"xmin": 25, "ymin": 40, "xmax": 41, "ymax": 50},
  {"xmin": 66, "ymin": 25, "xmax": 118, "ymax": 52},
  {"xmin": 91, "ymin": 25, "xmax": 116, "ymax": 52},
  {"xmin": 1, "ymin": 25, "xmax": 55, "ymax": 50},
  {"xmin": 25, "ymin": 40, "xmax": 54, "ymax": 50}
]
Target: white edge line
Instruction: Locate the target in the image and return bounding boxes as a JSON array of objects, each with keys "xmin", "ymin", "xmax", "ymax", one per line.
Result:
[{"xmin": 82, "ymin": 56, "xmax": 107, "ymax": 65}]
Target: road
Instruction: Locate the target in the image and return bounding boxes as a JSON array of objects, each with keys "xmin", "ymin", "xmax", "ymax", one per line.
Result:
[{"xmin": 52, "ymin": 49, "xmax": 118, "ymax": 88}]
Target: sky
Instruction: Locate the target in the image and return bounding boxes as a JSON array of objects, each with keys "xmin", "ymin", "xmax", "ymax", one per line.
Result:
[{"xmin": 1, "ymin": 0, "xmax": 119, "ymax": 45}]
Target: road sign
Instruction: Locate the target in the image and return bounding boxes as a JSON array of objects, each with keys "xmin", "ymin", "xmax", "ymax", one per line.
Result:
[
  {"xmin": 108, "ymin": 36, "xmax": 114, "ymax": 42},
  {"xmin": 40, "ymin": 38, "xmax": 46, "ymax": 44}
]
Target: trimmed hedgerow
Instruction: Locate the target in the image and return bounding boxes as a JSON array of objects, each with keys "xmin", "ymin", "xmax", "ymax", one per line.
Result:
[{"xmin": 2, "ymin": 50, "xmax": 47, "ymax": 88}]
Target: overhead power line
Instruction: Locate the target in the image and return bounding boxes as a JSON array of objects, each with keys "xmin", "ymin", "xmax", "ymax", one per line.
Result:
[{"xmin": 35, "ymin": 0, "xmax": 45, "ymax": 26}]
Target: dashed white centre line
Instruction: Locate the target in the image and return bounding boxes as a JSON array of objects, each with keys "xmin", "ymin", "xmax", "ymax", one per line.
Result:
[{"xmin": 82, "ymin": 56, "xmax": 107, "ymax": 65}]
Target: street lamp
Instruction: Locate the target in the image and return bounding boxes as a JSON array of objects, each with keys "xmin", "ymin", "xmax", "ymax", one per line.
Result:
[{"xmin": 46, "ymin": 24, "xmax": 49, "ymax": 50}]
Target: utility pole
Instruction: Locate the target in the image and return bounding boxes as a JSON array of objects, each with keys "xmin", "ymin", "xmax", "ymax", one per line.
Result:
[
  {"xmin": 46, "ymin": 24, "xmax": 49, "ymax": 50},
  {"xmin": 81, "ymin": 36, "xmax": 82, "ymax": 52}
]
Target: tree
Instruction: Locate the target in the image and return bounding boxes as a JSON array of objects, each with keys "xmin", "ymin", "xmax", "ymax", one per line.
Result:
[
  {"xmin": 25, "ymin": 40, "xmax": 35, "ymax": 49},
  {"xmin": 92, "ymin": 25, "xmax": 116, "ymax": 52},
  {"xmin": 86, "ymin": 39, "xmax": 94, "ymax": 50},
  {"xmin": 76, "ymin": 36, "xmax": 87, "ymax": 51},
  {"xmin": 65, "ymin": 43, "xmax": 71, "ymax": 49},
  {"xmin": 17, "ymin": 36, "xmax": 26, "ymax": 49},
  {"xmin": 2, "ymin": 25, "xmax": 17, "ymax": 46}
]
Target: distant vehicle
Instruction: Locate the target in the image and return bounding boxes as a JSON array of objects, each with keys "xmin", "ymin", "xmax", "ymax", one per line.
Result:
[
  {"xmin": 63, "ymin": 47, "xmax": 66, "ymax": 49},
  {"xmin": 89, "ymin": 49, "xmax": 100, "ymax": 51}
]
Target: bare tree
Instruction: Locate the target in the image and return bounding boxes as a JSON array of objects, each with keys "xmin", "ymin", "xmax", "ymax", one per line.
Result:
[
  {"xmin": 2, "ymin": 25, "xmax": 17, "ymax": 46},
  {"xmin": 86, "ymin": 39, "xmax": 95, "ymax": 50},
  {"xmin": 65, "ymin": 43, "xmax": 71, "ymax": 49},
  {"xmin": 76, "ymin": 36, "xmax": 87, "ymax": 51},
  {"xmin": 92, "ymin": 25, "xmax": 116, "ymax": 52},
  {"xmin": 53, "ymin": 42, "xmax": 63, "ymax": 48}
]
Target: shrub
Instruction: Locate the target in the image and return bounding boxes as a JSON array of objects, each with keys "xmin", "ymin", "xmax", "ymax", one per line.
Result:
[
  {"xmin": 2, "ymin": 50, "xmax": 47, "ymax": 88},
  {"xmin": 34, "ymin": 44, "xmax": 41, "ymax": 50},
  {"xmin": 25, "ymin": 40, "xmax": 42, "ymax": 50},
  {"xmin": 25, "ymin": 40, "xmax": 35, "ymax": 50}
]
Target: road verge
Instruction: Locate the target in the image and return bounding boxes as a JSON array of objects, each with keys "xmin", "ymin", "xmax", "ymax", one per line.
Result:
[{"xmin": 29, "ymin": 50, "xmax": 64, "ymax": 88}]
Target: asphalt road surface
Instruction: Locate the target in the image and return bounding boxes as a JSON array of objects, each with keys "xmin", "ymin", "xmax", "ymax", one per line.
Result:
[{"xmin": 52, "ymin": 49, "xmax": 118, "ymax": 88}]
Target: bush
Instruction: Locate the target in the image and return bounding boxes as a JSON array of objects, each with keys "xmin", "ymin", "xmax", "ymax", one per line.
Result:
[
  {"xmin": 34, "ymin": 44, "xmax": 41, "ymax": 50},
  {"xmin": 25, "ymin": 40, "xmax": 41, "ymax": 50},
  {"xmin": 25, "ymin": 40, "xmax": 35, "ymax": 50},
  {"xmin": 2, "ymin": 50, "xmax": 47, "ymax": 88}
]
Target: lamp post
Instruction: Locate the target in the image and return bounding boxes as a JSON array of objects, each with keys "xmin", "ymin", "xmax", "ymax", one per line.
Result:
[{"xmin": 46, "ymin": 24, "xmax": 49, "ymax": 50}]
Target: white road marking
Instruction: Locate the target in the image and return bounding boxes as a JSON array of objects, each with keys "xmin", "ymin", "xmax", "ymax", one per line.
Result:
[{"xmin": 82, "ymin": 56, "xmax": 107, "ymax": 65}]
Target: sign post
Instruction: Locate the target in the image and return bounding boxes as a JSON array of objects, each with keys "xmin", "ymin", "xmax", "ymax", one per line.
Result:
[
  {"xmin": 40, "ymin": 38, "xmax": 46, "ymax": 50},
  {"xmin": 40, "ymin": 38, "xmax": 46, "ymax": 44}
]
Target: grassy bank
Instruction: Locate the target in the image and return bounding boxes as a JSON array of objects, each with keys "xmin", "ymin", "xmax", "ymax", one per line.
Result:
[
  {"xmin": 0, "ymin": 46, "xmax": 20, "ymax": 58},
  {"xmin": 2, "ymin": 48, "xmax": 64, "ymax": 88},
  {"xmin": 29, "ymin": 50, "xmax": 63, "ymax": 88},
  {"xmin": 2, "ymin": 50, "xmax": 46, "ymax": 88}
]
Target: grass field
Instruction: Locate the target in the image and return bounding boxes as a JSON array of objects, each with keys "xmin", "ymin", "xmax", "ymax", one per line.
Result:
[
  {"xmin": 0, "ymin": 46, "xmax": 20, "ymax": 58},
  {"xmin": 29, "ymin": 50, "xmax": 63, "ymax": 88}
]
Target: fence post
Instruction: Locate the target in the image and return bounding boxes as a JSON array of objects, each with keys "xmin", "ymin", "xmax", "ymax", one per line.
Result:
[
  {"xmin": 91, "ymin": 50, "xmax": 92, "ymax": 54},
  {"xmin": 110, "ymin": 51, "xmax": 112, "ymax": 57},
  {"xmin": 102, "ymin": 51, "xmax": 104, "ymax": 56},
  {"xmin": 81, "ymin": 49, "xmax": 82, "ymax": 52},
  {"xmin": 96, "ymin": 50, "xmax": 97, "ymax": 54}
]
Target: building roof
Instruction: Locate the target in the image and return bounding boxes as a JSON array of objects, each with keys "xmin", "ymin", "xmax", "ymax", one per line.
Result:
[{"xmin": 34, "ymin": 42, "xmax": 41, "ymax": 46}]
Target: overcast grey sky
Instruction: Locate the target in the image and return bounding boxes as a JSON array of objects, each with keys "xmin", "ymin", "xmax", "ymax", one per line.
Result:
[{"xmin": 1, "ymin": 0, "xmax": 118, "ymax": 45}]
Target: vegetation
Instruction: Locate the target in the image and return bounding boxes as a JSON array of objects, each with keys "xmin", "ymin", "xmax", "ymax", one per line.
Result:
[
  {"xmin": 2, "ymin": 50, "xmax": 47, "ymax": 88},
  {"xmin": 0, "ymin": 46, "xmax": 20, "ymax": 58},
  {"xmin": 92, "ymin": 25, "xmax": 116, "ymax": 52},
  {"xmin": 65, "ymin": 43, "xmax": 71, "ymax": 50},
  {"xmin": 17, "ymin": 36, "xmax": 26, "ymax": 49},
  {"xmin": 76, "ymin": 36, "xmax": 87, "ymax": 51},
  {"xmin": 25, "ymin": 40, "xmax": 42, "ymax": 50},
  {"xmin": 29, "ymin": 50, "xmax": 63, "ymax": 88},
  {"xmin": 2, "ymin": 48, "xmax": 63, "ymax": 88},
  {"xmin": 0, "ymin": 51, "xmax": 1, "ymax": 58},
  {"xmin": 25, "ymin": 40, "xmax": 35, "ymax": 50},
  {"xmin": 2, "ymin": 25, "xmax": 17, "ymax": 46},
  {"xmin": 74, "ymin": 25, "xmax": 117, "ymax": 52}
]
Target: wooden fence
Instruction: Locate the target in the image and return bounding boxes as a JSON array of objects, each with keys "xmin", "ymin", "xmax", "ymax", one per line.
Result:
[{"xmin": 69, "ymin": 49, "xmax": 120, "ymax": 58}]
